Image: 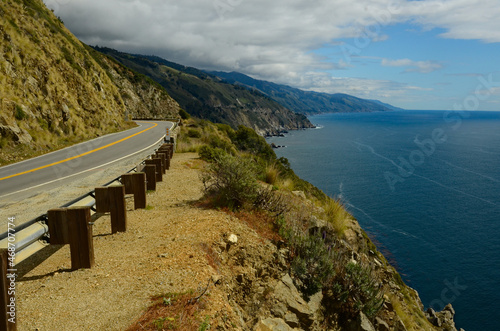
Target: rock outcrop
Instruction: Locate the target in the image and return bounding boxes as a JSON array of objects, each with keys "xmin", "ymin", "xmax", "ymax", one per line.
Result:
[{"xmin": 211, "ymin": 198, "xmax": 464, "ymax": 331}]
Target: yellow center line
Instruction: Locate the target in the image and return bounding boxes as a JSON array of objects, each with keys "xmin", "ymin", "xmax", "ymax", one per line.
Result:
[{"xmin": 0, "ymin": 122, "xmax": 159, "ymax": 181}]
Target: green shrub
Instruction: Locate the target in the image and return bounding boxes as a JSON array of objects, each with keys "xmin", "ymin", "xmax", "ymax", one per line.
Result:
[
  {"xmin": 281, "ymin": 226, "xmax": 335, "ymax": 297},
  {"xmin": 14, "ymin": 105, "xmax": 27, "ymax": 120},
  {"xmin": 333, "ymin": 262, "xmax": 384, "ymax": 318},
  {"xmin": 179, "ymin": 108, "xmax": 190, "ymax": 119},
  {"xmin": 232, "ymin": 125, "xmax": 276, "ymax": 160},
  {"xmin": 198, "ymin": 145, "xmax": 227, "ymax": 162},
  {"xmin": 200, "ymin": 153, "xmax": 259, "ymax": 209},
  {"xmin": 265, "ymin": 163, "xmax": 280, "ymax": 185},
  {"xmin": 206, "ymin": 135, "xmax": 234, "ymax": 152},
  {"xmin": 187, "ymin": 128, "xmax": 202, "ymax": 138}
]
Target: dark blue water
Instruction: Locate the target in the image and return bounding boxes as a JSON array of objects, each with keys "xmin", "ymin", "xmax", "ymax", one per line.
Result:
[{"xmin": 268, "ymin": 110, "xmax": 500, "ymax": 331}]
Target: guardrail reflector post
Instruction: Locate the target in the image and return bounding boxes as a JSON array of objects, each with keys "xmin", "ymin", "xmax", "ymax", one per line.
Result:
[
  {"xmin": 121, "ymin": 173, "xmax": 146, "ymax": 210},
  {"xmin": 67, "ymin": 207, "xmax": 94, "ymax": 270},
  {"xmin": 0, "ymin": 249, "xmax": 16, "ymax": 330},
  {"xmin": 108, "ymin": 186, "xmax": 127, "ymax": 233},
  {"xmin": 47, "ymin": 208, "xmax": 70, "ymax": 245},
  {"xmin": 144, "ymin": 165, "xmax": 156, "ymax": 191}
]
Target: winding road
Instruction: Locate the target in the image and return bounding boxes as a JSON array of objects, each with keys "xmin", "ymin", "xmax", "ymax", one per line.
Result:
[{"xmin": 0, "ymin": 121, "xmax": 173, "ymax": 204}]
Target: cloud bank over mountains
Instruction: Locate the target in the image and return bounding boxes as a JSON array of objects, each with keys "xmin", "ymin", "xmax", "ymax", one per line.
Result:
[{"xmin": 45, "ymin": 0, "xmax": 500, "ymax": 108}]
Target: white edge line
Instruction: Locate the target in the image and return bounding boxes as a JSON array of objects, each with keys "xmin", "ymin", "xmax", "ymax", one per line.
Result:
[
  {"xmin": 0, "ymin": 122, "xmax": 149, "ymax": 171},
  {"xmin": 0, "ymin": 135, "xmax": 166, "ymax": 200}
]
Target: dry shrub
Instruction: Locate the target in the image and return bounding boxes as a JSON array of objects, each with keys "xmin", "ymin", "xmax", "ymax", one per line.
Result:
[
  {"xmin": 126, "ymin": 291, "xmax": 208, "ymax": 330},
  {"xmin": 277, "ymin": 177, "xmax": 295, "ymax": 191},
  {"xmin": 265, "ymin": 163, "xmax": 280, "ymax": 185},
  {"xmin": 227, "ymin": 208, "xmax": 283, "ymax": 242},
  {"xmin": 323, "ymin": 198, "xmax": 350, "ymax": 237}
]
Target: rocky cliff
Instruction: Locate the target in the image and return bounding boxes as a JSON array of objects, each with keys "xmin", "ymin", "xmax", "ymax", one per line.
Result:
[
  {"xmin": 0, "ymin": 0, "xmax": 180, "ymax": 165},
  {"xmin": 93, "ymin": 48, "xmax": 315, "ymax": 136}
]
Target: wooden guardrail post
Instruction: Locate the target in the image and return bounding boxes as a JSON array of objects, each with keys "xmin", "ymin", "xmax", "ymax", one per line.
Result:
[
  {"xmin": 155, "ymin": 152, "xmax": 168, "ymax": 172},
  {"xmin": 166, "ymin": 143, "xmax": 174, "ymax": 158},
  {"xmin": 47, "ymin": 208, "xmax": 70, "ymax": 244},
  {"xmin": 108, "ymin": 186, "xmax": 127, "ymax": 233},
  {"xmin": 151, "ymin": 155, "xmax": 165, "ymax": 174},
  {"xmin": 67, "ymin": 207, "xmax": 94, "ymax": 270},
  {"xmin": 95, "ymin": 187, "xmax": 109, "ymax": 214},
  {"xmin": 159, "ymin": 145, "xmax": 173, "ymax": 159},
  {"xmin": 145, "ymin": 159, "xmax": 162, "ymax": 182},
  {"xmin": 144, "ymin": 165, "xmax": 157, "ymax": 191},
  {"xmin": 95, "ymin": 186, "xmax": 127, "ymax": 233},
  {"xmin": 0, "ymin": 249, "xmax": 16, "ymax": 331},
  {"xmin": 164, "ymin": 152, "xmax": 171, "ymax": 170},
  {"xmin": 121, "ymin": 173, "xmax": 146, "ymax": 209}
]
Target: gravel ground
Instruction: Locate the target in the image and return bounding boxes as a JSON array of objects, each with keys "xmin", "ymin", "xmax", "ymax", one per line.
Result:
[{"xmin": 15, "ymin": 152, "xmax": 250, "ymax": 330}]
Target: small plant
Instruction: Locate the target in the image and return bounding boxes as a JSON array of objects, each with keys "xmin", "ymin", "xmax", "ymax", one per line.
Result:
[
  {"xmin": 179, "ymin": 108, "xmax": 191, "ymax": 119},
  {"xmin": 14, "ymin": 104, "xmax": 27, "ymax": 120},
  {"xmin": 198, "ymin": 316, "xmax": 210, "ymax": 331},
  {"xmin": 265, "ymin": 163, "xmax": 280, "ymax": 185},
  {"xmin": 286, "ymin": 230, "xmax": 336, "ymax": 297},
  {"xmin": 323, "ymin": 198, "xmax": 350, "ymax": 236},
  {"xmin": 187, "ymin": 128, "xmax": 202, "ymax": 138},
  {"xmin": 198, "ymin": 145, "xmax": 227, "ymax": 162},
  {"xmin": 200, "ymin": 153, "xmax": 259, "ymax": 210},
  {"xmin": 153, "ymin": 316, "xmax": 176, "ymax": 330},
  {"xmin": 331, "ymin": 261, "xmax": 384, "ymax": 319}
]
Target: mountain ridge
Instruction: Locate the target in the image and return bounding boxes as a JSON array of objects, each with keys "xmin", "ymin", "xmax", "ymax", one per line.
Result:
[
  {"xmin": 92, "ymin": 47, "xmax": 314, "ymax": 136},
  {"xmin": 209, "ymin": 70, "xmax": 402, "ymax": 114}
]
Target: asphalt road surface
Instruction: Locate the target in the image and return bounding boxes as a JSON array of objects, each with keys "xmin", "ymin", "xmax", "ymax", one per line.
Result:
[{"xmin": 0, "ymin": 121, "xmax": 173, "ymax": 204}]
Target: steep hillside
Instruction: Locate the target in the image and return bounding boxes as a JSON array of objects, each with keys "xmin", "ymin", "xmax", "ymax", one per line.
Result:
[
  {"xmin": 86, "ymin": 47, "xmax": 181, "ymax": 120},
  {"xmin": 93, "ymin": 47, "xmax": 314, "ymax": 135},
  {"xmin": 210, "ymin": 71, "xmax": 401, "ymax": 114},
  {"xmin": 0, "ymin": 0, "xmax": 180, "ymax": 165}
]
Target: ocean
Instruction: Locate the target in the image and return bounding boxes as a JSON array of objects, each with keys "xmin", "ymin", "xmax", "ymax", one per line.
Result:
[{"xmin": 267, "ymin": 110, "xmax": 500, "ymax": 331}]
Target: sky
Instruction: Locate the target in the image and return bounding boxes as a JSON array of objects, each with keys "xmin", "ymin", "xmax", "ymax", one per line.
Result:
[{"xmin": 44, "ymin": 0, "xmax": 500, "ymax": 111}]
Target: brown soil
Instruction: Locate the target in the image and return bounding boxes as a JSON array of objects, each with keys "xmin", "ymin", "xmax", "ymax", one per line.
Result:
[{"xmin": 16, "ymin": 152, "xmax": 257, "ymax": 330}]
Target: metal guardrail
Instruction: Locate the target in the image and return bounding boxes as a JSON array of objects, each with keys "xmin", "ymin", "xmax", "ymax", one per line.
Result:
[{"xmin": 0, "ymin": 135, "xmax": 172, "ymax": 265}]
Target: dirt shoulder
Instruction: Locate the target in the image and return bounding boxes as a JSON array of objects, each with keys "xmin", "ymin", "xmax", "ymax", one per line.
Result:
[{"xmin": 17, "ymin": 152, "xmax": 255, "ymax": 330}]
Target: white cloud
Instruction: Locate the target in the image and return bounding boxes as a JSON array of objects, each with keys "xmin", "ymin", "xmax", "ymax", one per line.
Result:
[
  {"xmin": 42, "ymin": 0, "xmax": 500, "ymax": 106},
  {"xmin": 381, "ymin": 58, "xmax": 443, "ymax": 73}
]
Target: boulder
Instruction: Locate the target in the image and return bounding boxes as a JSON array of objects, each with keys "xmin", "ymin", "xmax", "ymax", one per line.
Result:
[
  {"xmin": 347, "ymin": 311, "xmax": 375, "ymax": 331},
  {"xmin": 284, "ymin": 312, "xmax": 300, "ymax": 328},
  {"xmin": 291, "ymin": 191, "xmax": 306, "ymax": 199},
  {"xmin": 0, "ymin": 124, "xmax": 32, "ymax": 144},
  {"xmin": 374, "ymin": 317, "xmax": 390, "ymax": 331},
  {"xmin": 274, "ymin": 274, "xmax": 314, "ymax": 327},
  {"xmin": 308, "ymin": 291, "xmax": 323, "ymax": 316},
  {"xmin": 254, "ymin": 318, "xmax": 293, "ymax": 331},
  {"xmin": 227, "ymin": 233, "xmax": 238, "ymax": 245}
]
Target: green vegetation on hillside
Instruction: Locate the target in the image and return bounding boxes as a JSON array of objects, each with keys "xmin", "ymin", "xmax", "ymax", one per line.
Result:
[{"xmin": 176, "ymin": 119, "xmax": 437, "ymax": 329}]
